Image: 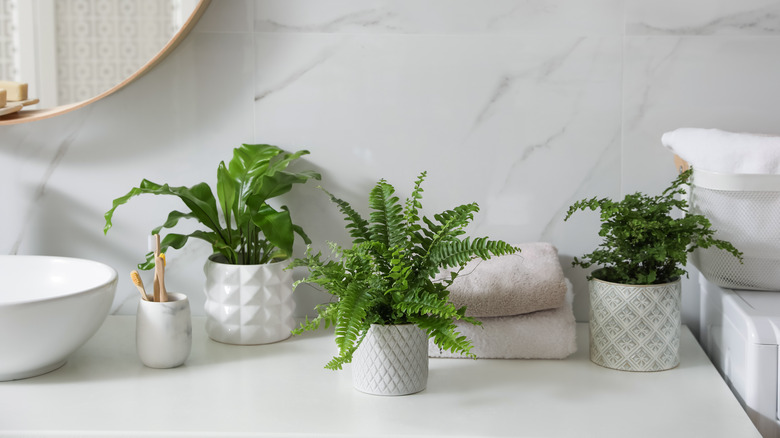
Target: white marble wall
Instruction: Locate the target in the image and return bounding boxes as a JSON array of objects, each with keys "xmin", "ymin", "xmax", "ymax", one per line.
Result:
[{"xmin": 3, "ymin": 1, "xmax": 780, "ymax": 337}]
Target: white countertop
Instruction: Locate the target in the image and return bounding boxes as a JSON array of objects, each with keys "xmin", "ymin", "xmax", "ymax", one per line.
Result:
[{"xmin": 0, "ymin": 317, "xmax": 761, "ymax": 437}]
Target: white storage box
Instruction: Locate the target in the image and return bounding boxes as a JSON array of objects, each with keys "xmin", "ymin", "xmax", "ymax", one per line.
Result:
[
  {"xmin": 689, "ymin": 169, "xmax": 780, "ymax": 290},
  {"xmin": 699, "ymin": 275, "xmax": 780, "ymax": 437}
]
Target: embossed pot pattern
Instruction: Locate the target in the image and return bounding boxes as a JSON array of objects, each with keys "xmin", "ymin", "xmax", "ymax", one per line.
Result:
[
  {"xmin": 203, "ymin": 255, "xmax": 295, "ymax": 345},
  {"xmin": 589, "ymin": 275, "xmax": 681, "ymax": 372},
  {"xmin": 352, "ymin": 324, "xmax": 428, "ymax": 396}
]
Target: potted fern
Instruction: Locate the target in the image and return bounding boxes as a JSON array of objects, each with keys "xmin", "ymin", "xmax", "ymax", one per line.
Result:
[
  {"xmin": 291, "ymin": 171, "xmax": 518, "ymax": 395},
  {"xmin": 104, "ymin": 144, "xmax": 320, "ymax": 345},
  {"xmin": 564, "ymin": 168, "xmax": 742, "ymax": 371}
]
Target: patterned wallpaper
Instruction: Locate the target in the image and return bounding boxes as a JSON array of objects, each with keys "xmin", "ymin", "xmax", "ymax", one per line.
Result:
[
  {"xmin": 0, "ymin": 0, "xmax": 17, "ymax": 81},
  {"xmin": 55, "ymin": 0, "xmax": 178, "ymax": 105}
]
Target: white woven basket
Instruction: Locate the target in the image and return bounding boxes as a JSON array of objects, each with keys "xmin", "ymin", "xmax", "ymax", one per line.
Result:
[{"xmin": 689, "ymin": 169, "xmax": 780, "ymax": 291}]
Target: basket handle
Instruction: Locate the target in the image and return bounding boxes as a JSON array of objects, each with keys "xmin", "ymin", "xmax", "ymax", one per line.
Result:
[{"xmin": 673, "ymin": 155, "xmax": 690, "ymax": 174}]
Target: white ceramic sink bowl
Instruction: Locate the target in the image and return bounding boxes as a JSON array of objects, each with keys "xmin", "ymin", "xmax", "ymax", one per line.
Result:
[{"xmin": 0, "ymin": 255, "xmax": 117, "ymax": 381}]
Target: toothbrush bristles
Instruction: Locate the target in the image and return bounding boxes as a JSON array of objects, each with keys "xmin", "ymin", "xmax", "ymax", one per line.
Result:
[
  {"xmin": 131, "ymin": 271, "xmax": 144, "ymax": 288},
  {"xmin": 131, "ymin": 270, "xmax": 150, "ymax": 301}
]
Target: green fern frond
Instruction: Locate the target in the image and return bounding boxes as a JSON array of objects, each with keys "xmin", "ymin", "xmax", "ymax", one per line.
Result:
[
  {"xmin": 387, "ymin": 246, "xmax": 412, "ymax": 285},
  {"xmin": 396, "ymin": 287, "xmax": 459, "ymax": 320},
  {"xmin": 410, "ymin": 314, "xmax": 478, "ymax": 359},
  {"xmin": 417, "ymin": 216, "xmax": 439, "ymax": 247},
  {"xmin": 289, "ymin": 247, "xmax": 355, "ymax": 298},
  {"xmin": 332, "ymin": 281, "xmax": 372, "ymax": 357},
  {"xmin": 325, "ymin": 329, "xmax": 368, "ymax": 371},
  {"xmin": 368, "ymin": 181, "xmax": 406, "ymax": 248},
  {"xmin": 422, "ymin": 203, "xmax": 480, "ymax": 253},
  {"xmin": 322, "ymin": 188, "xmax": 370, "ymax": 243},
  {"xmin": 431, "ymin": 237, "xmax": 519, "ymax": 269},
  {"xmin": 291, "ymin": 302, "xmax": 337, "ymax": 335},
  {"xmin": 433, "ymin": 203, "xmax": 479, "ymax": 234},
  {"xmin": 404, "ymin": 171, "xmax": 427, "ymax": 233},
  {"xmin": 325, "ymin": 349, "xmax": 354, "ymax": 370}
]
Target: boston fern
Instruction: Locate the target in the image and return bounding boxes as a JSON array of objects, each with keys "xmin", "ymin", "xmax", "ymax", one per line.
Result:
[
  {"xmin": 564, "ymin": 168, "xmax": 742, "ymax": 285},
  {"xmin": 104, "ymin": 144, "xmax": 320, "ymax": 269},
  {"xmin": 291, "ymin": 172, "xmax": 519, "ymax": 370}
]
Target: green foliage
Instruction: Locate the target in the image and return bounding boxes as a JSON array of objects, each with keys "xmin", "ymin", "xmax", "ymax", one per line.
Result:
[
  {"xmin": 564, "ymin": 168, "xmax": 742, "ymax": 285},
  {"xmin": 104, "ymin": 144, "xmax": 320, "ymax": 269},
  {"xmin": 291, "ymin": 172, "xmax": 519, "ymax": 370}
]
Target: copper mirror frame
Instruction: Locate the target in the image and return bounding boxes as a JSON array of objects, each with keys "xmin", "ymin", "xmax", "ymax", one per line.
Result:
[{"xmin": 0, "ymin": 0, "xmax": 211, "ymax": 126}]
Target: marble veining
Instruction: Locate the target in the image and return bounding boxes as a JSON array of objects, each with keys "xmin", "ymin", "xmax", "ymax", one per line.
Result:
[
  {"xmin": 256, "ymin": 8, "xmax": 401, "ymax": 34},
  {"xmin": 629, "ymin": 5, "xmax": 780, "ymax": 35},
  {"xmin": 623, "ymin": 38, "xmax": 684, "ymax": 131},
  {"xmin": 8, "ymin": 110, "xmax": 90, "ymax": 255},
  {"xmin": 254, "ymin": 0, "xmax": 623, "ymax": 36},
  {"xmin": 540, "ymin": 129, "xmax": 620, "ymax": 240},
  {"xmin": 254, "ymin": 44, "xmax": 342, "ymax": 102},
  {"xmin": 520, "ymin": 126, "xmax": 568, "ymax": 163},
  {"xmin": 473, "ymin": 37, "xmax": 586, "ymax": 128}
]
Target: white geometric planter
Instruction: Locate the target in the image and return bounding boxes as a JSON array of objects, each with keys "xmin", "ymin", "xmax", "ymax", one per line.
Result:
[
  {"xmin": 589, "ymin": 273, "xmax": 681, "ymax": 372},
  {"xmin": 203, "ymin": 255, "xmax": 295, "ymax": 345},
  {"xmin": 352, "ymin": 324, "xmax": 428, "ymax": 396}
]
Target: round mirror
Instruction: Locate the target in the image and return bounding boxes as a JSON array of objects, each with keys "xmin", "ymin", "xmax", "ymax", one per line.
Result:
[{"xmin": 0, "ymin": 0, "xmax": 211, "ymax": 125}]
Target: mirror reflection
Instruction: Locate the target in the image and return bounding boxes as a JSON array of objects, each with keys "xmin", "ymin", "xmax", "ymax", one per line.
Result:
[{"xmin": 0, "ymin": 0, "xmax": 199, "ymax": 110}]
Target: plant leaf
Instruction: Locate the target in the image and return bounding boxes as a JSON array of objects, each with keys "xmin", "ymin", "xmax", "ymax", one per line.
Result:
[
  {"xmin": 137, "ymin": 230, "xmax": 230, "ymax": 270},
  {"xmin": 254, "ymin": 170, "xmax": 321, "ymax": 205},
  {"xmin": 216, "ymin": 161, "xmax": 237, "ymax": 237},
  {"xmin": 247, "ymin": 200, "xmax": 294, "ymax": 260},
  {"xmin": 104, "ymin": 179, "xmax": 223, "ymax": 241}
]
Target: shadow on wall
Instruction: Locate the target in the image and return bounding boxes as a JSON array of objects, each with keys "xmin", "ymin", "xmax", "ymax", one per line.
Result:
[
  {"xmin": 280, "ymin": 158, "xmax": 384, "ymax": 319},
  {"xmin": 559, "ymin": 254, "xmax": 592, "ymax": 323}
]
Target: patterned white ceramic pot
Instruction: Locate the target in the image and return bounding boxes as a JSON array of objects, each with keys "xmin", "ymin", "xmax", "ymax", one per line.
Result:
[
  {"xmin": 203, "ymin": 254, "xmax": 295, "ymax": 345},
  {"xmin": 352, "ymin": 324, "xmax": 428, "ymax": 396},
  {"xmin": 589, "ymin": 270, "xmax": 681, "ymax": 372}
]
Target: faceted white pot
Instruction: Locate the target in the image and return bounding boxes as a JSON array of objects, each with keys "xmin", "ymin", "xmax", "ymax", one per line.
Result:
[
  {"xmin": 352, "ymin": 324, "xmax": 428, "ymax": 396},
  {"xmin": 589, "ymin": 272, "xmax": 681, "ymax": 372},
  {"xmin": 203, "ymin": 255, "xmax": 295, "ymax": 345}
]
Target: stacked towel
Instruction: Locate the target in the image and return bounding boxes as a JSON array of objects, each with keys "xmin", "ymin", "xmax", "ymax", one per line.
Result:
[
  {"xmin": 443, "ymin": 242, "xmax": 567, "ymax": 317},
  {"xmin": 430, "ymin": 242, "xmax": 576, "ymax": 359},
  {"xmin": 430, "ymin": 283, "xmax": 576, "ymax": 359},
  {"xmin": 662, "ymin": 127, "xmax": 780, "ymax": 174}
]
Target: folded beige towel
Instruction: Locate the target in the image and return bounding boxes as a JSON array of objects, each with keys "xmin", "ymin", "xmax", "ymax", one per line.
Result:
[
  {"xmin": 441, "ymin": 242, "xmax": 567, "ymax": 317},
  {"xmin": 429, "ymin": 281, "xmax": 576, "ymax": 359}
]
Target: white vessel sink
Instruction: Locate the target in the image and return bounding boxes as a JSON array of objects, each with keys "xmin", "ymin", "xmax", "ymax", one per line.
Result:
[{"xmin": 0, "ymin": 255, "xmax": 117, "ymax": 381}]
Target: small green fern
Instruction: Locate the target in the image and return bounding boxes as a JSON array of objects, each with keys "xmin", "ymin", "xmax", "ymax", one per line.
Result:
[
  {"xmin": 290, "ymin": 172, "xmax": 519, "ymax": 370},
  {"xmin": 564, "ymin": 168, "xmax": 743, "ymax": 284}
]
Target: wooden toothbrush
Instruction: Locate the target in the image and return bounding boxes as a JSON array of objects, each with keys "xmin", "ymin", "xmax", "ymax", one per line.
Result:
[
  {"xmin": 130, "ymin": 271, "xmax": 150, "ymax": 301},
  {"xmin": 153, "ymin": 234, "xmax": 161, "ymax": 302},
  {"xmin": 155, "ymin": 254, "xmax": 168, "ymax": 303}
]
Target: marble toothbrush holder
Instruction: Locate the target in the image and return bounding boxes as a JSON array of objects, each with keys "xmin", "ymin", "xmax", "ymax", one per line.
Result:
[{"xmin": 136, "ymin": 293, "xmax": 192, "ymax": 368}]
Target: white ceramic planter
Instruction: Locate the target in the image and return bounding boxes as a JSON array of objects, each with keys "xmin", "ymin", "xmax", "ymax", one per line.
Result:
[
  {"xmin": 352, "ymin": 324, "xmax": 428, "ymax": 396},
  {"xmin": 136, "ymin": 293, "xmax": 192, "ymax": 369},
  {"xmin": 589, "ymin": 273, "xmax": 681, "ymax": 372},
  {"xmin": 203, "ymin": 255, "xmax": 295, "ymax": 345}
]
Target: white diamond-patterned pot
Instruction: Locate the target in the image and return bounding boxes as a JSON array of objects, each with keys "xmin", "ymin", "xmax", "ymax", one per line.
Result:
[
  {"xmin": 589, "ymin": 272, "xmax": 681, "ymax": 372},
  {"xmin": 352, "ymin": 324, "xmax": 428, "ymax": 396},
  {"xmin": 203, "ymin": 255, "xmax": 295, "ymax": 345}
]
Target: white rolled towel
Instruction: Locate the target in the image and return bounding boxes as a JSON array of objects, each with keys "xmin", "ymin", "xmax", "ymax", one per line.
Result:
[
  {"xmin": 429, "ymin": 280, "xmax": 576, "ymax": 360},
  {"xmin": 662, "ymin": 127, "xmax": 780, "ymax": 174}
]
